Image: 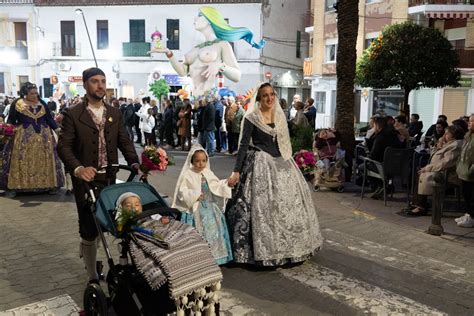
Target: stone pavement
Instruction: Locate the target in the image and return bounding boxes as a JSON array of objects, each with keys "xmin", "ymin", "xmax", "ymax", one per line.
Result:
[{"xmin": 0, "ymin": 149, "xmax": 473, "ymax": 315}]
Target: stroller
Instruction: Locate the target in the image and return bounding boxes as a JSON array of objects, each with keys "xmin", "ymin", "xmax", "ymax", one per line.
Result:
[
  {"xmin": 82, "ymin": 165, "xmax": 222, "ymax": 316},
  {"xmin": 311, "ymin": 130, "xmax": 346, "ymax": 193}
]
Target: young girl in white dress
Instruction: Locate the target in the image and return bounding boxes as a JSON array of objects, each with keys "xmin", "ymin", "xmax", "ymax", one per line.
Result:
[{"xmin": 172, "ymin": 144, "xmax": 233, "ymax": 265}]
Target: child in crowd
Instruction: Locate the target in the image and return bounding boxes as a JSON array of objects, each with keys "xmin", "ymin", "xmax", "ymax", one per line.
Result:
[
  {"xmin": 314, "ymin": 128, "xmax": 340, "ymax": 174},
  {"xmin": 172, "ymin": 144, "xmax": 233, "ymax": 265},
  {"xmin": 136, "ymin": 108, "xmax": 156, "ymax": 146}
]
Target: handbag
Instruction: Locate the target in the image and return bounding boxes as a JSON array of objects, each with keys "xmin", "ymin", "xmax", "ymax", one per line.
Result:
[{"xmin": 177, "ymin": 119, "xmax": 183, "ymax": 127}]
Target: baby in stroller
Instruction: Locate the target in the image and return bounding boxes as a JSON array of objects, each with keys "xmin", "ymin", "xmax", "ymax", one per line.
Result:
[
  {"xmin": 83, "ymin": 178, "xmax": 222, "ymax": 316},
  {"xmin": 312, "ymin": 128, "xmax": 346, "ymax": 192},
  {"xmin": 115, "ymin": 190, "xmax": 222, "ymax": 316}
]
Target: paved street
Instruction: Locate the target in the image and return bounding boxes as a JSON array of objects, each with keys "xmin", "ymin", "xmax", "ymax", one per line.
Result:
[{"xmin": 1, "ymin": 146, "xmax": 474, "ymax": 315}]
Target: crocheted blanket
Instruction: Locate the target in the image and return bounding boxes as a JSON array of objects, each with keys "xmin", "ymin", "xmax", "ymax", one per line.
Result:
[{"xmin": 129, "ymin": 218, "xmax": 223, "ymax": 299}]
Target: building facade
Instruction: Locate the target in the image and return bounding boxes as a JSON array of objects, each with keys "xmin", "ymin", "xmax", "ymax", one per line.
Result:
[
  {"xmin": 0, "ymin": 0, "xmax": 310, "ymax": 103},
  {"xmin": 305, "ymin": 0, "xmax": 474, "ymax": 129}
]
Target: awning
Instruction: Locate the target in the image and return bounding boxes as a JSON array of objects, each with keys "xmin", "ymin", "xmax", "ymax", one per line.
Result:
[{"xmin": 425, "ymin": 11, "xmax": 474, "ymax": 19}]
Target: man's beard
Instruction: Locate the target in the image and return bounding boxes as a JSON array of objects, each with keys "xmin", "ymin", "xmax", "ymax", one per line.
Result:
[{"xmin": 89, "ymin": 92, "xmax": 104, "ymax": 101}]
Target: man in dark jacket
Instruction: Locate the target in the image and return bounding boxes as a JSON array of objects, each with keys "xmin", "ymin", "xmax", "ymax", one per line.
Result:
[
  {"xmin": 123, "ymin": 98, "xmax": 136, "ymax": 140},
  {"xmin": 364, "ymin": 116, "xmax": 402, "ymax": 197},
  {"xmin": 408, "ymin": 113, "xmax": 423, "ymax": 138},
  {"xmin": 133, "ymin": 98, "xmax": 142, "ymax": 144},
  {"xmin": 58, "ymin": 67, "xmax": 139, "ymax": 284},
  {"xmin": 214, "ymin": 97, "xmax": 224, "ymax": 152},
  {"xmin": 304, "ymin": 97, "xmax": 317, "ymax": 130},
  {"xmin": 202, "ymin": 97, "xmax": 216, "ymax": 156}
]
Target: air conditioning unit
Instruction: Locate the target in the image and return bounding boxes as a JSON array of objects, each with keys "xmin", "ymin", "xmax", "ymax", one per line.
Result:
[{"xmin": 58, "ymin": 62, "xmax": 71, "ymax": 72}]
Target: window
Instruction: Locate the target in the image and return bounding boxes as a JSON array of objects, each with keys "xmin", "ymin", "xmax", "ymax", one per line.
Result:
[
  {"xmin": 61, "ymin": 21, "xmax": 75, "ymax": 56},
  {"xmin": 296, "ymin": 31, "xmax": 301, "ymax": 59},
  {"xmin": 315, "ymin": 92, "xmax": 326, "ymax": 113},
  {"xmin": 14, "ymin": 22, "xmax": 28, "ymax": 59},
  {"xmin": 167, "ymin": 19, "xmax": 179, "ymax": 50},
  {"xmin": 364, "ymin": 38, "xmax": 376, "ymax": 49},
  {"xmin": 130, "ymin": 20, "xmax": 145, "ymax": 42},
  {"xmin": 325, "ymin": 0, "xmax": 337, "ymax": 11},
  {"xmin": 0, "ymin": 72, "xmax": 4, "ymax": 94},
  {"xmin": 325, "ymin": 44, "xmax": 337, "ymax": 62},
  {"xmin": 97, "ymin": 20, "xmax": 109, "ymax": 49},
  {"xmin": 450, "ymin": 39, "xmax": 465, "ymax": 49},
  {"xmin": 18, "ymin": 76, "xmax": 29, "ymax": 90}
]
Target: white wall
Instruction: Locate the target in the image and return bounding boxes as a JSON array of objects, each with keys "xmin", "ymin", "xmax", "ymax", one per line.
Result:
[{"xmin": 0, "ymin": 4, "xmax": 41, "ymax": 96}]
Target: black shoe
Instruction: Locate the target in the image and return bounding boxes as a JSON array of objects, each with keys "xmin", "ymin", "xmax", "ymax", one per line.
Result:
[{"xmin": 406, "ymin": 208, "xmax": 428, "ymax": 216}]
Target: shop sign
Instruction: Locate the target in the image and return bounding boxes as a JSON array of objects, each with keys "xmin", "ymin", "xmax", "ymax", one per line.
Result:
[{"xmin": 68, "ymin": 76, "xmax": 83, "ymax": 83}]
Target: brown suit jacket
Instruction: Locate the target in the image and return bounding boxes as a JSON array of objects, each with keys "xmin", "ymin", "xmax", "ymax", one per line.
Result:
[{"xmin": 58, "ymin": 100, "xmax": 139, "ymax": 173}]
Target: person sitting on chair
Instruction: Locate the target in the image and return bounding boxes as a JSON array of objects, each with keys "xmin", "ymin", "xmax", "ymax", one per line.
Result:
[{"xmin": 407, "ymin": 125, "xmax": 464, "ymax": 216}]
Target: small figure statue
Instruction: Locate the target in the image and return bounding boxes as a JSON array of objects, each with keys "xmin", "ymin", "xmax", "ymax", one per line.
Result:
[{"xmin": 151, "ymin": 30, "xmax": 163, "ymax": 50}]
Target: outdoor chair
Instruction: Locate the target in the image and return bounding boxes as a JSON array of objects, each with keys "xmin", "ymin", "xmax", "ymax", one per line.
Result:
[{"xmin": 361, "ymin": 147, "xmax": 414, "ymax": 206}]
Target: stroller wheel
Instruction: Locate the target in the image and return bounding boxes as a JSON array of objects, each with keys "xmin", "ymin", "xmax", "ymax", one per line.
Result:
[
  {"xmin": 312, "ymin": 185, "xmax": 320, "ymax": 192},
  {"xmin": 84, "ymin": 283, "xmax": 108, "ymax": 316},
  {"xmin": 337, "ymin": 186, "xmax": 345, "ymax": 193}
]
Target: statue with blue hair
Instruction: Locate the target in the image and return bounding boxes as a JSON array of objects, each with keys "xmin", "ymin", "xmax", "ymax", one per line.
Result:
[{"xmin": 150, "ymin": 6, "xmax": 265, "ymax": 97}]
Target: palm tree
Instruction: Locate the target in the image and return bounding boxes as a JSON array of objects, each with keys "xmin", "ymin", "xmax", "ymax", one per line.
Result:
[{"xmin": 335, "ymin": 0, "xmax": 359, "ymax": 179}]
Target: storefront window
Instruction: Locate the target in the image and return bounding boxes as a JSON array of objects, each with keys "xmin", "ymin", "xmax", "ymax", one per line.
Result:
[{"xmin": 372, "ymin": 90, "xmax": 404, "ymax": 117}]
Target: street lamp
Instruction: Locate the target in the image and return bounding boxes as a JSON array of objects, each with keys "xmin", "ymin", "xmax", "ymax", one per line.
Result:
[{"xmin": 75, "ymin": 8, "xmax": 98, "ymax": 67}]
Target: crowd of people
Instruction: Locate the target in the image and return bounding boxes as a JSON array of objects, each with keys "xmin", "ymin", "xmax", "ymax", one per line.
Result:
[{"xmin": 357, "ymin": 111, "xmax": 474, "ymax": 228}]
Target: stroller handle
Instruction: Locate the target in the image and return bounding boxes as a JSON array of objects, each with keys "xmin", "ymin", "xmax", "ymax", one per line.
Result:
[{"xmin": 83, "ymin": 164, "xmax": 142, "ymax": 203}]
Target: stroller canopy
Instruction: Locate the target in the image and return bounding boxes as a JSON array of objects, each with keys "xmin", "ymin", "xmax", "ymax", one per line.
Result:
[{"xmin": 95, "ymin": 182, "xmax": 168, "ymax": 236}]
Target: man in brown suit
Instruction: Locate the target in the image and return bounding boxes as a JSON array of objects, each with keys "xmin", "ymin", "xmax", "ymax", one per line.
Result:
[{"xmin": 58, "ymin": 67, "xmax": 139, "ymax": 283}]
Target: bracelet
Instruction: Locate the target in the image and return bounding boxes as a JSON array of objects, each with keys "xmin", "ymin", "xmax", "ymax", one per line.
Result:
[
  {"xmin": 219, "ymin": 63, "xmax": 226, "ymax": 73},
  {"xmin": 166, "ymin": 51, "xmax": 173, "ymax": 58}
]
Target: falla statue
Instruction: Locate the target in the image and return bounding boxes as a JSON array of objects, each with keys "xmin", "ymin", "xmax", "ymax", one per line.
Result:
[{"xmin": 149, "ymin": 6, "xmax": 265, "ymax": 97}]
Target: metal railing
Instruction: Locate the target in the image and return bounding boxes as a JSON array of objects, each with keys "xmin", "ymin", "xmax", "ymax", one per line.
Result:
[
  {"xmin": 0, "ymin": 0, "xmax": 34, "ymax": 4},
  {"xmin": 409, "ymin": 0, "xmax": 474, "ymax": 6},
  {"xmin": 122, "ymin": 42, "xmax": 151, "ymax": 57}
]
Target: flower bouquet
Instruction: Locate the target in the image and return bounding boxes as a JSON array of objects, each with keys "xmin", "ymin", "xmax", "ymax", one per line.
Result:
[
  {"xmin": 0, "ymin": 123, "xmax": 15, "ymax": 145},
  {"xmin": 293, "ymin": 149, "xmax": 316, "ymax": 179},
  {"xmin": 116, "ymin": 207, "xmax": 163, "ymax": 240},
  {"xmin": 140, "ymin": 145, "xmax": 174, "ymax": 175}
]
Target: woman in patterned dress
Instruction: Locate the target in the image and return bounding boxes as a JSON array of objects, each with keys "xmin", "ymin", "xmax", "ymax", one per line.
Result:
[
  {"xmin": 1, "ymin": 82, "xmax": 63, "ymax": 197},
  {"xmin": 226, "ymin": 83, "xmax": 323, "ymax": 266}
]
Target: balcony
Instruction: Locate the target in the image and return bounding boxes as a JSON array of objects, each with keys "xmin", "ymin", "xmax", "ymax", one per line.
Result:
[
  {"xmin": 122, "ymin": 42, "xmax": 150, "ymax": 57},
  {"xmin": 410, "ymin": 0, "xmax": 473, "ymax": 5},
  {"xmin": 456, "ymin": 48, "xmax": 474, "ymax": 68},
  {"xmin": 0, "ymin": 0, "xmax": 33, "ymax": 4},
  {"xmin": 408, "ymin": 0, "xmax": 474, "ymax": 18}
]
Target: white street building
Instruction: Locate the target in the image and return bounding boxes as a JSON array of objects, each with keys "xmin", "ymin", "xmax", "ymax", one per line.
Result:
[{"xmin": 0, "ymin": 0, "xmax": 310, "ymax": 102}]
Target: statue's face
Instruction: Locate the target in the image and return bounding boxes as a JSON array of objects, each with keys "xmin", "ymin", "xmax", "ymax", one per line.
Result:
[{"xmin": 194, "ymin": 15, "xmax": 209, "ymax": 31}]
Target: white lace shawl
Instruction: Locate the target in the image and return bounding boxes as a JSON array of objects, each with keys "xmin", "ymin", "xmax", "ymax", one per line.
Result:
[{"xmin": 171, "ymin": 144, "xmax": 231, "ymax": 215}]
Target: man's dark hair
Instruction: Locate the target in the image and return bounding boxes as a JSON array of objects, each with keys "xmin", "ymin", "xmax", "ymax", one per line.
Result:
[
  {"xmin": 411, "ymin": 113, "xmax": 420, "ymax": 120},
  {"xmin": 374, "ymin": 116, "xmax": 388, "ymax": 130},
  {"xmin": 395, "ymin": 115, "xmax": 407, "ymax": 125},
  {"xmin": 438, "ymin": 114, "xmax": 447, "ymax": 121}
]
